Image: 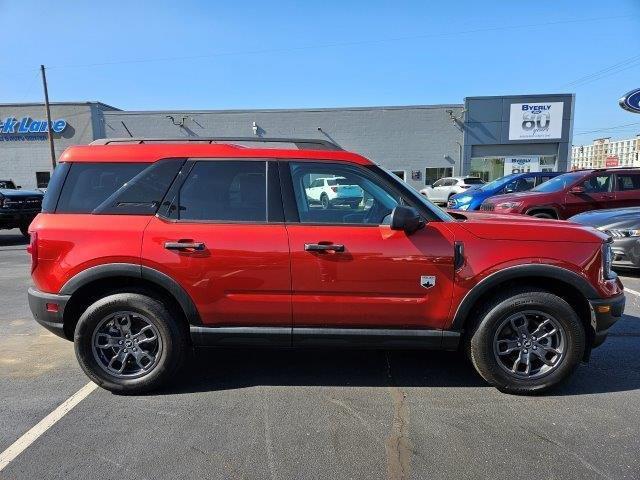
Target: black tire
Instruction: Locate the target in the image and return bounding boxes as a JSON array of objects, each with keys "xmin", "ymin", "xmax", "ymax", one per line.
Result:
[
  {"xmin": 19, "ymin": 225, "xmax": 29, "ymax": 238},
  {"xmin": 467, "ymin": 288, "xmax": 585, "ymax": 394},
  {"xmin": 74, "ymin": 293, "xmax": 188, "ymax": 394},
  {"xmin": 530, "ymin": 212, "xmax": 555, "ymax": 219},
  {"xmin": 320, "ymin": 194, "xmax": 330, "ymax": 209}
]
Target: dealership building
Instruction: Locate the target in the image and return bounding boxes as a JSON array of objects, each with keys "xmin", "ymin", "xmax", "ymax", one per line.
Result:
[{"xmin": 0, "ymin": 93, "xmax": 574, "ymax": 191}]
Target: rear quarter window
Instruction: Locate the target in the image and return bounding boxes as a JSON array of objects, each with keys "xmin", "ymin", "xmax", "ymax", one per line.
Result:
[{"xmin": 53, "ymin": 160, "xmax": 183, "ymax": 214}]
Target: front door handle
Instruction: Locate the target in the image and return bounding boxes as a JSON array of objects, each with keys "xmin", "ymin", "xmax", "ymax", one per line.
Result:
[
  {"xmin": 304, "ymin": 243, "xmax": 345, "ymax": 252},
  {"xmin": 164, "ymin": 241, "xmax": 206, "ymax": 251}
]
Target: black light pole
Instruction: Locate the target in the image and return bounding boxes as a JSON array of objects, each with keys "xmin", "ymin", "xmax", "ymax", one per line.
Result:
[{"xmin": 40, "ymin": 64, "xmax": 57, "ymax": 169}]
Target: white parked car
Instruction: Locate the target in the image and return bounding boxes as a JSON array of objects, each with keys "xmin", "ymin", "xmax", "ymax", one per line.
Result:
[
  {"xmin": 305, "ymin": 176, "xmax": 364, "ymax": 209},
  {"xmin": 420, "ymin": 176, "xmax": 484, "ymax": 204}
]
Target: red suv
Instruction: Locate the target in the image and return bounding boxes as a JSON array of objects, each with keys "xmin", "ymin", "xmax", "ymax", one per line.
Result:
[
  {"xmin": 27, "ymin": 138, "xmax": 625, "ymax": 394},
  {"xmin": 480, "ymin": 168, "xmax": 640, "ymax": 219}
]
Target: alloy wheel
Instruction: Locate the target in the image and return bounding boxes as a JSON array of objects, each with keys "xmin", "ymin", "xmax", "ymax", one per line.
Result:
[
  {"xmin": 91, "ymin": 311, "xmax": 162, "ymax": 379},
  {"xmin": 493, "ymin": 310, "xmax": 566, "ymax": 379}
]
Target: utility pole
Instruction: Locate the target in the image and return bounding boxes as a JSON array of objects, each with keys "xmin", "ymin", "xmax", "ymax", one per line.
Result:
[{"xmin": 40, "ymin": 65, "xmax": 56, "ymax": 169}]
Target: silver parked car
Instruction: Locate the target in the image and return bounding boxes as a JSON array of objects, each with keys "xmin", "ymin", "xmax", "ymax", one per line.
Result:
[
  {"xmin": 420, "ymin": 176, "xmax": 484, "ymax": 204},
  {"xmin": 571, "ymin": 207, "xmax": 640, "ymax": 270}
]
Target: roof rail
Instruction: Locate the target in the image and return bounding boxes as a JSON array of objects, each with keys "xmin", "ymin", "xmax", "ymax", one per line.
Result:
[{"xmin": 90, "ymin": 137, "xmax": 343, "ymax": 151}]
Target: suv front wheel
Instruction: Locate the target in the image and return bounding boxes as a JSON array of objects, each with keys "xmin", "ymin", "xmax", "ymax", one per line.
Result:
[
  {"xmin": 468, "ymin": 288, "xmax": 585, "ymax": 394},
  {"xmin": 74, "ymin": 293, "xmax": 187, "ymax": 393}
]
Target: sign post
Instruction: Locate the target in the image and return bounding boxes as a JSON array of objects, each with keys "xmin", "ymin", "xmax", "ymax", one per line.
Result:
[{"xmin": 40, "ymin": 65, "xmax": 57, "ymax": 169}]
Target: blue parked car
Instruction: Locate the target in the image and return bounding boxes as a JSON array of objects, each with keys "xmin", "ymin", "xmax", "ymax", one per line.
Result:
[{"xmin": 447, "ymin": 172, "xmax": 562, "ymax": 211}]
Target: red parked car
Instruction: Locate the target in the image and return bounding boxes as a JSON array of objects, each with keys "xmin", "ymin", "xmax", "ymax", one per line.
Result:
[
  {"xmin": 28, "ymin": 138, "xmax": 624, "ymax": 394},
  {"xmin": 480, "ymin": 168, "xmax": 640, "ymax": 219}
]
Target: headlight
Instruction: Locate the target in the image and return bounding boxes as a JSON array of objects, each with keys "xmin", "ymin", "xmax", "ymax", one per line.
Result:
[
  {"xmin": 457, "ymin": 196, "xmax": 472, "ymax": 204},
  {"xmin": 496, "ymin": 202, "xmax": 522, "ymax": 209},
  {"xmin": 608, "ymin": 229, "xmax": 640, "ymax": 238},
  {"xmin": 458, "ymin": 204, "xmax": 470, "ymax": 211},
  {"xmin": 602, "ymin": 242, "xmax": 616, "ymax": 280}
]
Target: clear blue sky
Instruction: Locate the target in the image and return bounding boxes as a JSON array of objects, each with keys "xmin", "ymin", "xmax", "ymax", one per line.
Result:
[{"xmin": 1, "ymin": 0, "xmax": 639, "ymax": 144}]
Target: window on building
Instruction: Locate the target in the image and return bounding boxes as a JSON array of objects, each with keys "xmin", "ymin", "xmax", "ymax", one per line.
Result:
[
  {"xmin": 36, "ymin": 171, "xmax": 50, "ymax": 189},
  {"xmin": 176, "ymin": 161, "xmax": 267, "ymax": 222},
  {"xmin": 424, "ymin": 167, "xmax": 453, "ymax": 186},
  {"xmin": 391, "ymin": 170, "xmax": 406, "ymax": 181}
]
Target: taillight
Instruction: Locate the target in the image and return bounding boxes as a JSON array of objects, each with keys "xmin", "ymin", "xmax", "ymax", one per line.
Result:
[
  {"xmin": 331, "ymin": 187, "xmax": 338, "ymax": 192},
  {"xmin": 27, "ymin": 231, "xmax": 38, "ymax": 273}
]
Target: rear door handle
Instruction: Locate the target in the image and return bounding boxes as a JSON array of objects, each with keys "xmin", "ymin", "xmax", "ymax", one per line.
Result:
[
  {"xmin": 304, "ymin": 243, "xmax": 345, "ymax": 252},
  {"xmin": 164, "ymin": 241, "xmax": 206, "ymax": 251}
]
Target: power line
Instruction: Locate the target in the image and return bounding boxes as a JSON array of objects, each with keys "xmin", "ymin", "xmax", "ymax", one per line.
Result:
[
  {"xmin": 43, "ymin": 13, "xmax": 634, "ymax": 70},
  {"xmin": 573, "ymin": 121, "xmax": 640, "ymax": 135},
  {"xmin": 562, "ymin": 53, "xmax": 640, "ymax": 87}
]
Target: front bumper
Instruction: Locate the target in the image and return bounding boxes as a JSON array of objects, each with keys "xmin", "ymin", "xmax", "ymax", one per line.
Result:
[
  {"xmin": 588, "ymin": 293, "xmax": 626, "ymax": 348},
  {"xmin": 27, "ymin": 287, "xmax": 71, "ymax": 340}
]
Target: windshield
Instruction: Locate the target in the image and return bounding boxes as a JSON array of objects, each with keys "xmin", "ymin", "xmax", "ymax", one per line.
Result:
[
  {"xmin": 479, "ymin": 174, "xmax": 518, "ymax": 192},
  {"xmin": 531, "ymin": 171, "xmax": 585, "ymax": 193},
  {"xmin": 0, "ymin": 180, "xmax": 16, "ymax": 189}
]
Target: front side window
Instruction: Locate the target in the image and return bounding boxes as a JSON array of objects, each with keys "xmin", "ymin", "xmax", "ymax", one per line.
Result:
[
  {"xmin": 582, "ymin": 174, "xmax": 612, "ymax": 193},
  {"xmin": 289, "ymin": 162, "xmax": 400, "ymax": 225},
  {"xmin": 175, "ymin": 161, "xmax": 267, "ymax": 222}
]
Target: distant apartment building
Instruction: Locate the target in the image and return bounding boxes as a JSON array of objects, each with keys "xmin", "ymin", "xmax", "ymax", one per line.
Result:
[{"xmin": 571, "ymin": 135, "xmax": 640, "ymax": 170}]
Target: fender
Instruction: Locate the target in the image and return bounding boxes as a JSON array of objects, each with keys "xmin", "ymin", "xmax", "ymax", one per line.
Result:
[
  {"xmin": 60, "ymin": 263, "xmax": 201, "ymax": 325},
  {"xmin": 450, "ymin": 264, "xmax": 599, "ymax": 331}
]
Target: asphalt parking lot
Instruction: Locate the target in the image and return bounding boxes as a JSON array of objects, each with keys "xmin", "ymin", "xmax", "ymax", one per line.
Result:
[{"xmin": 1, "ymin": 229, "xmax": 639, "ymax": 480}]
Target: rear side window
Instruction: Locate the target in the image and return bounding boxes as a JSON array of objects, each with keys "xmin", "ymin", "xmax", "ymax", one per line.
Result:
[
  {"xmin": 54, "ymin": 160, "xmax": 183, "ymax": 214},
  {"xmin": 173, "ymin": 161, "xmax": 267, "ymax": 222},
  {"xmin": 616, "ymin": 174, "xmax": 640, "ymax": 191},
  {"xmin": 463, "ymin": 177, "xmax": 484, "ymax": 185}
]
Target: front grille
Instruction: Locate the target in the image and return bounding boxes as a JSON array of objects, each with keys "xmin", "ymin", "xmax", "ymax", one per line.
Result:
[{"xmin": 480, "ymin": 203, "xmax": 495, "ymax": 211}]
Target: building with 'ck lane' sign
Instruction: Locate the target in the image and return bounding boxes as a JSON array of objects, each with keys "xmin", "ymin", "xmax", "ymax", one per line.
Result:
[{"xmin": 0, "ymin": 93, "xmax": 574, "ymax": 190}]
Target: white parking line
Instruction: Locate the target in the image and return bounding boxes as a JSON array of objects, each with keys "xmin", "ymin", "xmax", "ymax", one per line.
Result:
[
  {"xmin": 0, "ymin": 382, "xmax": 97, "ymax": 472},
  {"xmin": 625, "ymin": 287, "xmax": 640, "ymax": 298}
]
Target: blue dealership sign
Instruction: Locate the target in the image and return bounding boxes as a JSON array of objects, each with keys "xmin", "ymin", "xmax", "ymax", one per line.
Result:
[
  {"xmin": 0, "ymin": 116, "xmax": 68, "ymax": 142},
  {"xmin": 619, "ymin": 88, "xmax": 640, "ymax": 114}
]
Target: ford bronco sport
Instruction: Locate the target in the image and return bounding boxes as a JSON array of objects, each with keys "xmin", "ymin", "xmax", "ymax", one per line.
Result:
[{"xmin": 27, "ymin": 137, "xmax": 625, "ymax": 394}]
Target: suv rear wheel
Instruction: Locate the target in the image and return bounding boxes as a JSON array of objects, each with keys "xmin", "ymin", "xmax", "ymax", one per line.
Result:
[
  {"xmin": 74, "ymin": 293, "xmax": 187, "ymax": 393},
  {"xmin": 468, "ymin": 288, "xmax": 585, "ymax": 394}
]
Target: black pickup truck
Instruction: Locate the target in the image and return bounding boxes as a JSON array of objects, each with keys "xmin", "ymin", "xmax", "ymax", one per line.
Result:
[{"xmin": 0, "ymin": 180, "xmax": 43, "ymax": 237}]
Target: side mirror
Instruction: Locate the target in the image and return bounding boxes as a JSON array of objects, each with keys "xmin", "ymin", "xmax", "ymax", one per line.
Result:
[
  {"xmin": 569, "ymin": 186, "xmax": 585, "ymax": 194},
  {"xmin": 389, "ymin": 206, "xmax": 425, "ymax": 235},
  {"xmin": 16, "ymin": 186, "xmax": 21, "ymax": 189}
]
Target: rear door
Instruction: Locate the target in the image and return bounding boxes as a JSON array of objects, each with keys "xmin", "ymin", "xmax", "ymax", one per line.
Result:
[
  {"xmin": 282, "ymin": 161, "xmax": 456, "ymax": 332},
  {"xmin": 613, "ymin": 172, "xmax": 640, "ymax": 208},
  {"xmin": 141, "ymin": 159, "xmax": 291, "ymax": 332},
  {"xmin": 564, "ymin": 173, "xmax": 614, "ymax": 217}
]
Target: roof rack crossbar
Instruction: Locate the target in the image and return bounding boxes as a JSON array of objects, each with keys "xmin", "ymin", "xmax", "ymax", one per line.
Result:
[{"xmin": 90, "ymin": 137, "xmax": 343, "ymax": 151}]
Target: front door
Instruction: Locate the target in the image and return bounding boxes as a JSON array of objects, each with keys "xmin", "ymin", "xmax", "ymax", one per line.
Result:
[
  {"xmin": 141, "ymin": 160, "xmax": 291, "ymax": 328},
  {"xmin": 564, "ymin": 173, "xmax": 614, "ymax": 217},
  {"xmin": 283, "ymin": 161, "xmax": 456, "ymax": 331}
]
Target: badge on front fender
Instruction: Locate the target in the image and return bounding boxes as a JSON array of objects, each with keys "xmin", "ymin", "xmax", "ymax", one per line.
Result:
[{"xmin": 420, "ymin": 275, "xmax": 436, "ymax": 289}]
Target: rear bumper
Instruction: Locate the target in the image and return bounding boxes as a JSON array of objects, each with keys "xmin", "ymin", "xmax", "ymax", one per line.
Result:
[
  {"xmin": 27, "ymin": 287, "xmax": 70, "ymax": 340},
  {"xmin": 588, "ymin": 293, "xmax": 626, "ymax": 348}
]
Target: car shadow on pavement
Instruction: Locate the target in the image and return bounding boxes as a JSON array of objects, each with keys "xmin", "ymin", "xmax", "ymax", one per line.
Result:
[
  {"xmin": 159, "ymin": 341, "xmax": 640, "ymax": 396},
  {"xmin": 0, "ymin": 232, "xmax": 29, "ymax": 247}
]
